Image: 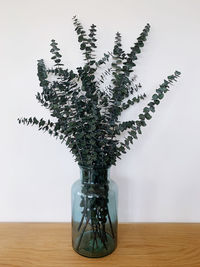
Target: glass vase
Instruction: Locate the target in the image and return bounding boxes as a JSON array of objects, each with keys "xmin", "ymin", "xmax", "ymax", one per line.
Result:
[{"xmin": 71, "ymin": 165, "xmax": 118, "ymax": 258}]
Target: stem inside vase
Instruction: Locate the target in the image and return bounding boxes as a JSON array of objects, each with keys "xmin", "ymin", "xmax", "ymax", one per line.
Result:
[{"xmin": 71, "ymin": 166, "xmax": 118, "ymax": 258}]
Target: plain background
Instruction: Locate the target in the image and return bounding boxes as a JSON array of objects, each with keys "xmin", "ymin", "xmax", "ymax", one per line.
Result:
[{"xmin": 0, "ymin": 0, "xmax": 200, "ymax": 222}]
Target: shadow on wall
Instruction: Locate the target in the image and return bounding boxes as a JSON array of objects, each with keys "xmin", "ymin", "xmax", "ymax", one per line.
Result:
[
  {"xmin": 114, "ymin": 169, "xmax": 200, "ymax": 222},
  {"xmin": 113, "ymin": 169, "xmax": 160, "ymax": 222}
]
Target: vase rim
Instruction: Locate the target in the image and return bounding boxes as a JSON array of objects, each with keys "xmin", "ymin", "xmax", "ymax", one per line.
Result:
[{"xmin": 78, "ymin": 164, "xmax": 111, "ymax": 170}]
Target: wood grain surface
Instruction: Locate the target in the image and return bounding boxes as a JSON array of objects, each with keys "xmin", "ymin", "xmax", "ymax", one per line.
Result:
[{"xmin": 0, "ymin": 223, "xmax": 200, "ymax": 267}]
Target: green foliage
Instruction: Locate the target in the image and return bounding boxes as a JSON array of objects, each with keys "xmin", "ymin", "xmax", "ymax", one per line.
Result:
[{"xmin": 18, "ymin": 16, "xmax": 181, "ymax": 168}]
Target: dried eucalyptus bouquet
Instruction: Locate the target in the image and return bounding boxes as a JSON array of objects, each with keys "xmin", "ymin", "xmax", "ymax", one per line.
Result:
[{"xmin": 18, "ymin": 16, "xmax": 181, "ymax": 256}]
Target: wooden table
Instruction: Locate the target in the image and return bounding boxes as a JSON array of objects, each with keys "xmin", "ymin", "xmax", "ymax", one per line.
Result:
[{"xmin": 0, "ymin": 223, "xmax": 200, "ymax": 267}]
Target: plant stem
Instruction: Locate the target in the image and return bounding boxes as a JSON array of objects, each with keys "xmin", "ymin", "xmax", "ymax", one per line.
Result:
[
  {"xmin": 92, "ymin": 225, "xmax": 95, "ymax": 252},
  {"xmin": 94, "ymin": 225, "xmax": 98, "ymax": 248},
  {"xmin": 108, "ymin": 210, "xmax": 115, "ymax": 239},
  {"xmin": 97, "ymin": 223, "xmax": 107, "ymax": 250},
  {"xmin": 103, "ymin": 223, "xmax": 108, "ymax": 242},
  {"xmin": 77, "ymin": 208, "xmax": 85, "ymax": 231},
  {"xmin": 76, "ymin": 217, "xmax": 90, "ymax": 251}
]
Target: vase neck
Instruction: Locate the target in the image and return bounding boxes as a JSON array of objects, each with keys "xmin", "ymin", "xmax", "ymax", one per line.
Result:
[{"xmin": 79, "ymin": 165, "xmax": 110, "ymax": 184}]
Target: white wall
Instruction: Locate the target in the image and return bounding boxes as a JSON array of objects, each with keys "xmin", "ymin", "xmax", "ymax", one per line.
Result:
[{"xmin": 1, "ymin": 0, "xmax": 200, "ymax": 222}]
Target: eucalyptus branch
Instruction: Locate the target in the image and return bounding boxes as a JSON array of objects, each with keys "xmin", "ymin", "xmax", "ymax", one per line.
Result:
[{"xmin": 119, "ymin": 71, "xmax": 181, "ymax": 151}]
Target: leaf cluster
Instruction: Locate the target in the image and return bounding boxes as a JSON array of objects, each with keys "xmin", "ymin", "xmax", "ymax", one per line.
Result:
[{"xmin": 18, "ymin": 16, "xmax": 181, "ymax": 168}]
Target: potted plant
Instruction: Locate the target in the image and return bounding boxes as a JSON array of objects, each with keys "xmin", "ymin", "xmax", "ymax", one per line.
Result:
[{"xmin": 18, "ymin": 16, "xmax": 181, "ymax": 258}]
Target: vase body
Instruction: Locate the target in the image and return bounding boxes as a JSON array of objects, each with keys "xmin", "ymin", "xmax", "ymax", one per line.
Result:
[{"xmin": 71, "ymin": 166, "xmax": 118, "ymax": 258}]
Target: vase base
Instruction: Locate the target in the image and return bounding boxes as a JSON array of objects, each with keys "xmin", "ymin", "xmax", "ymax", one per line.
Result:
[{"xmin": 73, "ymin": 230, "xmax": 116, "ymax": 258}]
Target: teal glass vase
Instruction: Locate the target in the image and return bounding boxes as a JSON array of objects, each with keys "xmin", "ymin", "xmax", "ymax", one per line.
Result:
[{"xmin": 71, "ymin": 166, "xmax": 118, "ymax": 258}]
